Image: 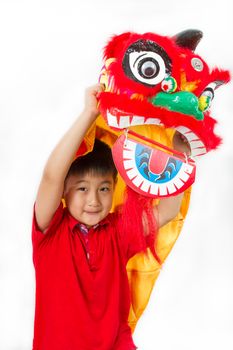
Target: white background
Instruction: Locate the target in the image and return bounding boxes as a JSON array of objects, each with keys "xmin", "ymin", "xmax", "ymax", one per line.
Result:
[{"xmin": 0, "ymin": 0, "xmax": 233, "ymax": 349}]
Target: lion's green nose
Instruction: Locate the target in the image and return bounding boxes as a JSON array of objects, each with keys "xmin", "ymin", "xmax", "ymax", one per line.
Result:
[{"xmin": 151, "ymin": 91, "xmax": 204, "ymax": 121}]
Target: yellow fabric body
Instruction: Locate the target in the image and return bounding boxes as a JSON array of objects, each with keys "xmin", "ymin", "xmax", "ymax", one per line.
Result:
[{"xmin": 83, "ymin": 115, "xmax": 191, "ymax": 332}]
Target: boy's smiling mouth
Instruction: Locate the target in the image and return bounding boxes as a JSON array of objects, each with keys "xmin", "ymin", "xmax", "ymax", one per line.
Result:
[{"xmin": 85, "ymin": 211, "xmax": 101, "ymax": 214}]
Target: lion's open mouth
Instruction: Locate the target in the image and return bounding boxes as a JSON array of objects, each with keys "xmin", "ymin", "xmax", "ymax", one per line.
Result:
[
  {"xmin": 112, "ymin": 133, "xmax": 196, "ymax": 197},
  {"xmin": 106, "ymin": 108, "xmax": 207, "ymax": 158}
]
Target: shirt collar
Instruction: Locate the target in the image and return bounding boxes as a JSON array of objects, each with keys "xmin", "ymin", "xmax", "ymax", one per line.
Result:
[{"xmin": 65, "ymin": 208, "xmax": 111, "ymax": 233}]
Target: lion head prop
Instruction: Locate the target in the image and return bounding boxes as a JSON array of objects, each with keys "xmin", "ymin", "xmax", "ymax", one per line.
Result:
[{"xmin": 98, "ymin": 29, "xmax": 230, "ymax": 198}]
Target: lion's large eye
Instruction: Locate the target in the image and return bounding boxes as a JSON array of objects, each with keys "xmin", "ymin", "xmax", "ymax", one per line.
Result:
[
  {"xmin": 140, "ymin": 59, "xmax": 158, "ymax": 78},
  {"xmin": 129, "ymin": 52, "xmax": 166, "ymax": 85},
  {"xmin": 123, "ymin": 40, "xmax": 172, "ymax": 87}
]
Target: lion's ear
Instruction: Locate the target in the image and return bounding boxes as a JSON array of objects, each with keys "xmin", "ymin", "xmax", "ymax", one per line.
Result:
[{"xmin": 173, "ymin": 29, "xmax": 203, "ymax": 51}]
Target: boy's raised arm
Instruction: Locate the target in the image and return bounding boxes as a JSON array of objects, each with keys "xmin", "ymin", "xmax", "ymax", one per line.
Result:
[
  {"xmin": 156, "ymin": 193, "xmax": 184, "ymax": 228},
  {"xmin": 35, "ymin": 84, "xmax": 103, "ymax": 232}
]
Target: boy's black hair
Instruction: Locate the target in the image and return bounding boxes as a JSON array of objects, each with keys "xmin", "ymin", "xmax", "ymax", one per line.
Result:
[{"xmin": 66, "ymin": 139, "xmax": 117, "ymax": 181}]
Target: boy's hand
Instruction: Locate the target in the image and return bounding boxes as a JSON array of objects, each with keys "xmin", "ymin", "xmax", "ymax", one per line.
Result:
[
  {"xmin": 84, "ymin": 84, "xmax": 105, "ymax": 119},
  {"xmin": 35, "ymin": 83, "xmax": 105, "ymax": 232},
  {"xmin": 173, "ymin": 131, "xmax": 191, "ymax": 156}
]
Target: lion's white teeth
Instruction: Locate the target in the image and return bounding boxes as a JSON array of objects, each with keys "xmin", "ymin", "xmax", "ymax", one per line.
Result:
[
  {"xmin": 107, "ymin": 110, "xmax": 161, "ymax": 129},
  {"xmin": 123, "ymin": 159, "xmax": 135, "ymax": 170},
  {"xmin": 158, "ymin": 184, "xmax": 168, "ymax": 196},
  {"xmin": 144, "ymin": 118, "xmax": 162, "ymax": 125},
  {"xmin": 107, "ymin": 112, "xmax": 120, "ymax": 129},
  {"xmin": 183, "ymin": 132, "xmax": 199, "ymax": 142},
  {"xmin": 178, "ymin": 171, "xmax": 189, "ymax": 182},
  {"xmin": 149, "ymin": 184, "xmax": 159, "ymax": 196},
  {"xmin": 126, "ymin": 168, "xmax": 138, "ymax": 180},
  {"xmin": 140, "ymin": 181, "xmax": 151, "ymax": 193},
  {"xmin": 175, "ymin": 126, "xmax": 190, "ymax": 134},
  {"xmin": 123, "ymin": 140, "xmax": 135, "ymax": 150},
  {"xmin": 123, "ymin": 150, "xmax": 134, "ymax": 159},
  {"xmin": 166, "ymin": 182, "xmax": 177, "ymax": 194},
  {"xmin": 131, "ymin": 116, "xmax": 145, "ymax": 125},
  {"xmin": 132, "ymin": 176, "xmax": 143, "ymax": 187},
  {"xmin": 119, "ymin": 116, "xmax": 130, "ymax": 128},
  {"xmin": 189, "ymin": 140, "xmax": 205, "ymax": 149},
  {"xmin": 184, "ymin": 163, "xmax": 194, "ymax": 174},
  {"xmin": 175, "ymin": 126, "xmax": 207, "ymax": 158},
  {"xmin": 191, "ymin": 148, "xmax": 207, "ymax": 157},
  {"xmin": 173, "ymin": 177, "xmax": 185, "ymax": 190}
]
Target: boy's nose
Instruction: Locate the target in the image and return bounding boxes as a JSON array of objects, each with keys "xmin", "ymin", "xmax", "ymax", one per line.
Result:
[{"xmin": 88, "ymin": 191, "xmax": 100, "ymax": 206}]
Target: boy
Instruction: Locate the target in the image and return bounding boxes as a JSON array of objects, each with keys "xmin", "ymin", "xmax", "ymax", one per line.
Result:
[{"xmin": 32, "ymin": 84, "xmax": 187, "ymax": 350}]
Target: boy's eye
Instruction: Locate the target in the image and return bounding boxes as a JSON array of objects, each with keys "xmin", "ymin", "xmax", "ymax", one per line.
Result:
[
  {"xmin": 77, "ymin": 187, "xmax": 88, "ymax": 192},
  {"xmin": 100, "ymin": 187, "xmax": 110, "ymax": 192}
]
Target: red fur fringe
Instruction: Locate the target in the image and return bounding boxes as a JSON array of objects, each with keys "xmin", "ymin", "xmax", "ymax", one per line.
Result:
[
  {"xmin": 119, "ymin": 186, "xmax": 161, "ymax": 263},
  {"xmin": 99, "ymin": 92, "xmax": 222, "ymax": 151}
]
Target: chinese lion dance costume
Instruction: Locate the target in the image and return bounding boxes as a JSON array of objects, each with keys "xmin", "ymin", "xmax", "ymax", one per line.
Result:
[{"xmin": 79, "ymin": 29, "xmax": 230, "ymax": 331}]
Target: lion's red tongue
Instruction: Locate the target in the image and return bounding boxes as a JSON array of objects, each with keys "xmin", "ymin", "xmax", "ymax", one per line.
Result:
[{"xmin": 149, "ymin": 149, "xmax": 170, "ymax": 174}]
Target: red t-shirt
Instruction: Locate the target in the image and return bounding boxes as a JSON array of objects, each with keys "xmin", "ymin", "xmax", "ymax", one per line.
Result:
[{"xmin": 32, "ymin": 203, "xmax": 148, "ymax": 350}]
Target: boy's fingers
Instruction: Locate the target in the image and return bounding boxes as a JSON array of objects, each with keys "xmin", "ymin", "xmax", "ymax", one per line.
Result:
[
  {"xmin": 96, "ymin": 83, "xmax": 105, "ymax": 98},
  {"xmin": 86, "ymin": 84, "xmax": 105, "ymax": 97},
  {"xmin": 97, "ymin": 83, "xmax": 105, "ymax": 91},
  {"xmin": 96, "ymin": 83, "xmax": 105, "ymax": 93}
]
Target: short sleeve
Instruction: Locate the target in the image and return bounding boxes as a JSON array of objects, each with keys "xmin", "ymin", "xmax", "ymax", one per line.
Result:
[{"xmin": 32, "ymin": 202, "xmax": 64, "ymax": 260}]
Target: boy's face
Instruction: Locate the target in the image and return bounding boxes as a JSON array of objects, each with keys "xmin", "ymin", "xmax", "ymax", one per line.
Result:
[{"xmin": 64, "ymin": 172, "xmax": 116, "ymax": 227}]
